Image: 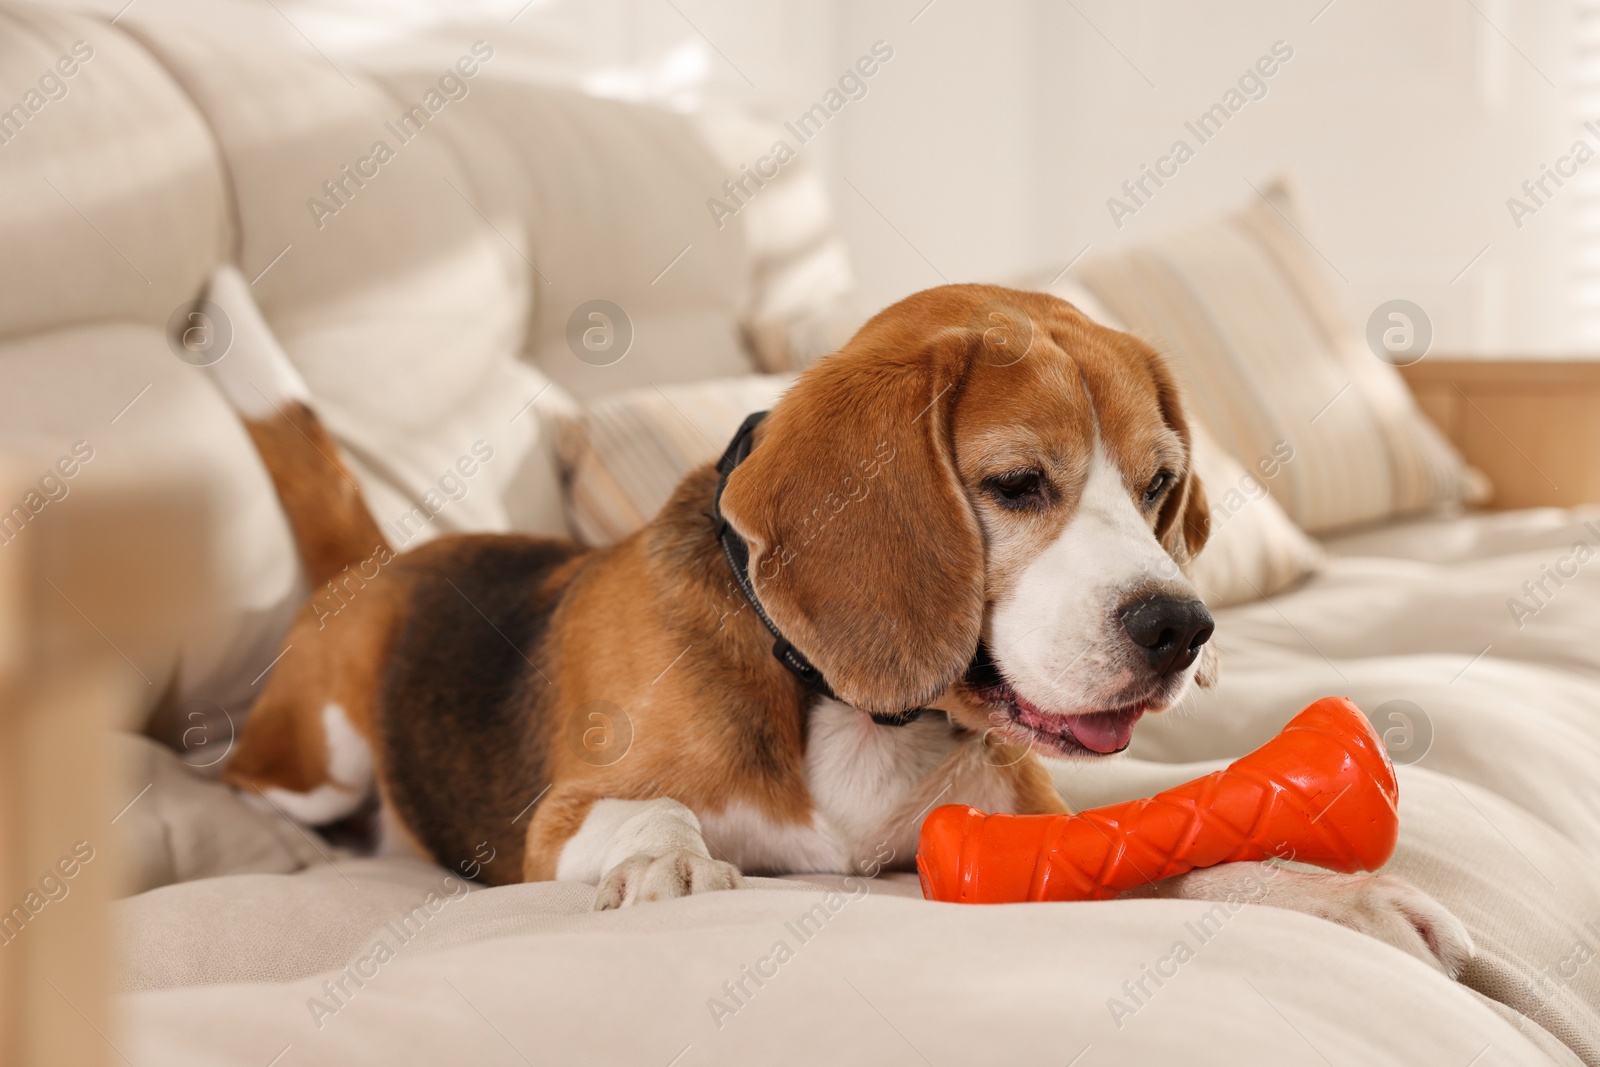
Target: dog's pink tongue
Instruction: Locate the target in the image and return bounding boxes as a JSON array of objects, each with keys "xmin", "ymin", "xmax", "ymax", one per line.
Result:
[{"xmin": 1065, "ymin": 709, "xmax": 1144, "ymax": 754}]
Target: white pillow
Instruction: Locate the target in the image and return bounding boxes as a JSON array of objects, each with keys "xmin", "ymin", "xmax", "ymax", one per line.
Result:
[{"xmin": 1186, "ymin": 421, "xmax": 1325, "ymax": 608}]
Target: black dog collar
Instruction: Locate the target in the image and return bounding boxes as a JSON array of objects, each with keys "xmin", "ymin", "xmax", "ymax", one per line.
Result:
[{"xmin": 710, "ymin": 411, "xmax": 927, "ymax": 728}]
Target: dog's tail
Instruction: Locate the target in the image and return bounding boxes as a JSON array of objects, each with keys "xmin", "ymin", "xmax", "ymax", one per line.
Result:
[{"xmin": 203, "ymin": 266, "xmax": 389, "ymax": 585}]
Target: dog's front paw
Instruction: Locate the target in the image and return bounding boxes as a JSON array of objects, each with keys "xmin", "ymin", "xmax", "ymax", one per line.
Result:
[
  {"xmin": 1274, "ymin": 871, "xmax": 1476, "ymax": 978},
  {"xmin": 593, "ymin": 849, "xmax": 747, "ymax": 911}
]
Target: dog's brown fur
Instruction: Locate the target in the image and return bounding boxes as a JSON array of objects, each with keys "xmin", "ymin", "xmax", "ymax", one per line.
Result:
[
  {"xmin": 224, "ymin": 284, "xmax": 1208, "ymax": 884},
  {"xmin": 241, "ymin": 402, "xmax": 388, "ymax": 588}
]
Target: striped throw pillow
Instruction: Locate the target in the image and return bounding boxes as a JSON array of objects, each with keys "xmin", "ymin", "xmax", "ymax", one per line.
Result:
[
  {"xmin": 554, "ymin": 375, "xmax": 796, "ymax": 546},
  {"xmin": 1076, "ymin": 179, "xmax": 1486, "ymax": 533}
]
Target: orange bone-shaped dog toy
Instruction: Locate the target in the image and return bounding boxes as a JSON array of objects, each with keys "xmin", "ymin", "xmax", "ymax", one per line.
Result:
[{"xmin": 917, "ymin": 696, "xmax": 1398, "ymax": 904}]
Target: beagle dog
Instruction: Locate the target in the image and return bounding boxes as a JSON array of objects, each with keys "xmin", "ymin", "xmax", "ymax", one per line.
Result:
[{"xmin": 213, "ymin": 277, "xmax": 1472, "ymax": 976}]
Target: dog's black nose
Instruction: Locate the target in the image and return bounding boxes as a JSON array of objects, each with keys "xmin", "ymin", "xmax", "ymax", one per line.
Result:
[{"xmin": 1118, "ymin": 595, "xmax": 1214, "ymax": 676}]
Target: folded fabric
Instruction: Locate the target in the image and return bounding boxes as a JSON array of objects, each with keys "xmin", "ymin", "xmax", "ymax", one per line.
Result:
[{"xmin": 113, "ymin": 733, "xmax": 324, "ymax": 897}]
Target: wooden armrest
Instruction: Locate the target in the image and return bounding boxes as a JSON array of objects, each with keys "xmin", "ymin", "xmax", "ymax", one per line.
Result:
[
  {"xmin": 0, "ymin": 470, "xmax": 210, "ymax": 1067},
  {"xmin": 1399, "ymin": 357, "xmax": 1600, "ymax": 509}
]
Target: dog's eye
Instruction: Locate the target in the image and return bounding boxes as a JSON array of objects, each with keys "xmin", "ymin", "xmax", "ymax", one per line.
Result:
[
  {"xmin": 1142, "ymin": 469, "xmax": 1176, "ymax": 508},
  {"xmin": 986, "ymin": 469, "xmax": 1047, "ymax": 509}
]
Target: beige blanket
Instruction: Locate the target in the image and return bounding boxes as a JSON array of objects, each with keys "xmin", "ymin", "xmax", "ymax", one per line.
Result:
[{"xmin": 114, "ymin": 507, "xmax": 1600, "ymax": 1065}]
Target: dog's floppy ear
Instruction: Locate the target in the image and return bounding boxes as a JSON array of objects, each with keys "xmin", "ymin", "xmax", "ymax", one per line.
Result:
[
  {"xmin": 1157, "ymin": 461, "xmax": 1209, "ymax": 569},
  {"xmin": 719, "ymin": 330, "xmax": 984, "ymax": 715},
  {"xmin": 1147, "ymin": 353, "xmax": 1210, "ymax": 569}
]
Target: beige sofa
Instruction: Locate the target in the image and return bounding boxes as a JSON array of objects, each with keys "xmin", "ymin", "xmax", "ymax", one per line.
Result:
[{"xmin": 3, "ymin": 3, "xmax": 1598, "ymax": 1064}]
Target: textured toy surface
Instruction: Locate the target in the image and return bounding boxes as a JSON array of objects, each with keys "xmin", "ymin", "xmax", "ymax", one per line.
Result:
[{"xmin": 916, "ymin": 696, "xmax": 1399, "ymax": 904}]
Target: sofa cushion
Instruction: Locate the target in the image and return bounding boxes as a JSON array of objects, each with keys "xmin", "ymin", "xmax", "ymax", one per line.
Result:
[
  {"xmin": 397, "ymin": 70, "xmax": 760, "ymax": 400},
  {"xmin": 114, "ymin": 853, "xmax": 1582, "ymax": 1065},
  {"xmin": 1319, "ymin": 504, "xmax": 1600, "ymax": 565},
  {"xmin": 1073, "ymin": 179, "xmax": 1486, "ymax": 534},
  {"xmin": 125, "ymin": 19, "xmax": 568, "ymax": 544},
  {"xmin": 0, "ymin": 7, "xmax": 228, "ymax": 343}
]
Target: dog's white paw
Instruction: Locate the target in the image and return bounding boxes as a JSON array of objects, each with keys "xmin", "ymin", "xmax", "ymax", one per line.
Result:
[
  {"xmin": 1152, "ymin": 863, "xmax": 1475, "ymax": 978},
  {"xmin": 1266, "ymin": 870, "xmax": 1476, "ymax": 978},
  {"xmin": 593, "ymin": 849, "xmax": 746, "ymax": 911}
]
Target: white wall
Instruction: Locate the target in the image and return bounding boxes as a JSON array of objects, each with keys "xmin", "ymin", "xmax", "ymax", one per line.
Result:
[
  {"xmin": 557, "ymin": 0, "xmax": 1580, "ymax": 353},
  {"xmin": 1022, "ymin": 0, "xmax": 1577, "ymax": 355}
]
